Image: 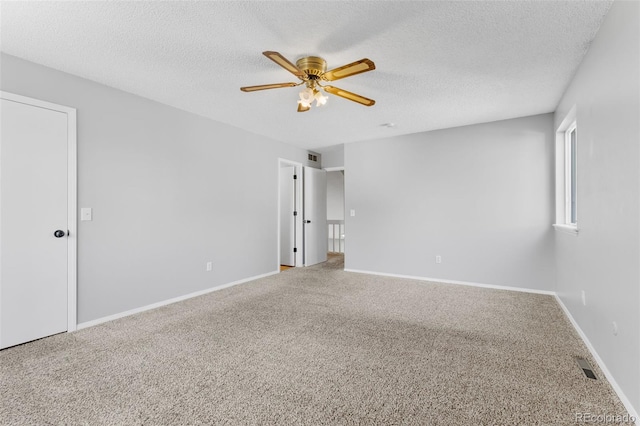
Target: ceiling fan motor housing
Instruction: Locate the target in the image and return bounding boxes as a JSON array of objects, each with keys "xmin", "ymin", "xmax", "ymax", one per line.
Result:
[{"xmin": 296, "ymin": 56, "xmax": 327, "ymax": 78}]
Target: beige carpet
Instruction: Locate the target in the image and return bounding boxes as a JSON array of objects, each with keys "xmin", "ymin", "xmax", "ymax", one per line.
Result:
[{"xmin": 1, "ymin": 254, "xmax": 633, "ymax": 425}]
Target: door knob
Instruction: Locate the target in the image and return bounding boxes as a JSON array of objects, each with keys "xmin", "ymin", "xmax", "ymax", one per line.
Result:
[
  {"xmin": 305, "ymin": 220, "xmax": 311, "ymax": 224},
  {"xmin": 54, "ymin": 230, "xmax": 66, "ymax": 238}
]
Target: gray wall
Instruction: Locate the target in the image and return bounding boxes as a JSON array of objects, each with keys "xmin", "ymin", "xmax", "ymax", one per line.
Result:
[
  {"xmin": 1, "ymin": 54, "xmax": 312, "ymax": 323},
  {"xmin": 554, "ymin": 0, "xmax": 639, "ymax": 413},
  {"xmin": 345, "ymin": 114, "xmax": 555, "ymax": 291},
  {"xmin": 326, "ymin": 171, "xmax": 344, "ymax": 221},
  {"xmin": 318, "ymin": 144, "xmax": 344, "ymax": 169}
]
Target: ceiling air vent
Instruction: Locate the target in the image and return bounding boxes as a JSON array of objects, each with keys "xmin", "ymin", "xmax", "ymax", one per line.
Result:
[{"xmin": 308, "ymin": 153, "xmax": 318, "ymax": 162}]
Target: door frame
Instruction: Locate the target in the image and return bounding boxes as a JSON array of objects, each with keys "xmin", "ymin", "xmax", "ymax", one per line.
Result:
[
  {"xmin": 277, "ymin": 158, "xmax": 303, "ymax": 270},
  {"xmin": 0, "ymin": 91, "xmax": 77, "ymax": 334}
]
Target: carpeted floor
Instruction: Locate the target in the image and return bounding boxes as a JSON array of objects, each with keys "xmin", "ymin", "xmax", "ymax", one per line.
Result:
[{"xmin": 0, "ymin": 254, "xmax": 633, "ymax": 425}]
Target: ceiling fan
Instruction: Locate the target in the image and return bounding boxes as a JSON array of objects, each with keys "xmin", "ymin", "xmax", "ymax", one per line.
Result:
[{"xmin": 241, "ymin": 51, "xmax": 376, "ymax": 112}]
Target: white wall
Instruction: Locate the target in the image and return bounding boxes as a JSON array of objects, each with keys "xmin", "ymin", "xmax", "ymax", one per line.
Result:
[
  {"xmin": 326, "ymin": 171, "xmax": 344, "ymax": 221},
  {"xmin": 554, "ymin": 0, "xmax": 639, "ymax": 415},
  {"xmin": 345, "ymin": 114, "xmax": 555, "ymax": 291},
  {"xmin": 0, "ymin": 54, "xmax": 313, "ymax": 323}
]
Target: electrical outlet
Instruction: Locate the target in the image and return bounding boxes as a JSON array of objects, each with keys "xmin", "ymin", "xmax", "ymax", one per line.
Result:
[
  {"xmin": 581, "ymin": 290, "xmax": 586, "ymax": 306},
  {"xmin": 435, "ymin": 255, "xmax": 442, "ymax": 264},
  {"xmin": 206, "ymin": 262, "xmax": 212, "ymax": 272}
]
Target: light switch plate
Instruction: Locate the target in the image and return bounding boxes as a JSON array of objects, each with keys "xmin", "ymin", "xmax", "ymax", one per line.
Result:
[
  {"xmin": 81, "ymin": 208, "xmax": 92, "ymax": 221},
  {"xmin": 350, "ymin": 209, "xmax": 356, "ymax": 217}
]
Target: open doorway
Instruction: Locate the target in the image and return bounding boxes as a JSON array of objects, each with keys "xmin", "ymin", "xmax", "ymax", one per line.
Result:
[
  {"xmin": 325, "ymin": 168, "xmax": 345, "ymax": 255},
  {"xmin": 278, "ymin": 159, "xmax": 329, "ymax": 271}
]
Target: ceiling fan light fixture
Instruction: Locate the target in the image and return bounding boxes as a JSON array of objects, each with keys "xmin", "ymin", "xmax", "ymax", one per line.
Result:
[
  {"xmin": 298, "ymin": 87, "xmax": 314, "ymax": 108},
  {"xmin": 313, "ymin": 89, "xmax": 328, "ymax": 107}
]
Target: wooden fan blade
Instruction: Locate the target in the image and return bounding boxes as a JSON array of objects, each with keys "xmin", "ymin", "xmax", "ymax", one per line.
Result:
[
  {"xmin": 323, "ymin": 86, "xmax": 375, "ymax": 106},
  {"xmin": 240, "ymin": 82, "xmax": 298, "ymax": 92},
  {"xmin": 263, "ymin": 51, "xmax": 306, "ymax": 79},
  {"xmin": 297, "ymin": 103, "xmax": 310, "ymax": 112},
  {"xmin": 322, "ymin": 59, "xmax": 375, "ymax": 81}
]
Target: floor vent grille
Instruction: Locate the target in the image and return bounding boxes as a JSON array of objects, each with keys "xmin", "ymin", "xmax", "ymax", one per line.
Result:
[{"xmin": 576, "ymin": 357, "xmax": 597, "ymax": 380}]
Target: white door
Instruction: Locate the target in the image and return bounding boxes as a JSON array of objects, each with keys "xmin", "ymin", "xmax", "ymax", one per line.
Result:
[
  {"xmin": 279, "ymin": 166, "xmax": 296, "ymax": 266},
  {"xmin": 1, "ymin": 97, "xmax": 70, "ymax": 349},
  {"xmin": 303, "ymin": 167, "xmax": 327, "ymax": 266}
]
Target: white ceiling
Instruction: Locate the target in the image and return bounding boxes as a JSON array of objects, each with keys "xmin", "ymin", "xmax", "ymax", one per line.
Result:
[{"xmin": 0, "ymin": 1, "xmax": 612, "ymax": 151}]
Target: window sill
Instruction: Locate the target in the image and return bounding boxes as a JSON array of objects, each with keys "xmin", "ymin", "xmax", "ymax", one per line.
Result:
[{"xmin": 553, "ymin": 224, "xmax": 579, "ymax": 235}]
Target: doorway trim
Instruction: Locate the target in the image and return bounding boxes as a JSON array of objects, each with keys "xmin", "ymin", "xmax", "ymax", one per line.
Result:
[
  {"xmin": 277, "ymin": 158, "xmax": 303, "ymax": 271},
  {"xmin": 0, "ymin": 91, "xmax": 77, "ymax": 333}
]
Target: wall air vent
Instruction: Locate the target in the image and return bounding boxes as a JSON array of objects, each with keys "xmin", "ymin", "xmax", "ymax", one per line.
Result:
[{"xmin": 308, "ymin": 153, "xmax": 318, "ymax": 162}]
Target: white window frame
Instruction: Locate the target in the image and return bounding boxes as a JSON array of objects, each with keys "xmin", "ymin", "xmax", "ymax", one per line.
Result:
[
  {"xmin": 554, "ymin": 107, "xmax": 578, "ymax": 235},
  {"xmin": 564, "ymin": 121, "xmax": 577, "ymax": 226}
]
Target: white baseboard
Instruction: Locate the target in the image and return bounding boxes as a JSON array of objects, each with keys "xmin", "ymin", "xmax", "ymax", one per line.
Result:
[
  {"xmin": 554, "ymin": 295, "xmax": 639, "ymax": 421},
  {"xmin": 344, "ymin": 268, "xmax": 556, "ymax": 296},
  {"xmin": 77, "ymin": 270, "xmax": 279, "ymax": 330}
]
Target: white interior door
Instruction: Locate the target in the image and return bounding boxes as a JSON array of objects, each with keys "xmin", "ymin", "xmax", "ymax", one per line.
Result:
[
  {"xmin": 1, "ymin": 97, "xmax": 70, "ymax": 349},
  {"xmin": 279, "ymin": 166, "xmax": 296, "ymax": 266},
  {"xmin": 303, "ymin": 167, "xmax": 327, "ymax": 266}
]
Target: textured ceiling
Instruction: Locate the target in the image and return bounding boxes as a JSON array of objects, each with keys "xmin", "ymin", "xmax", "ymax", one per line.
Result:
[{"xmin": 0, "ymin": 1, "xmax": 612, "ymax": 150}]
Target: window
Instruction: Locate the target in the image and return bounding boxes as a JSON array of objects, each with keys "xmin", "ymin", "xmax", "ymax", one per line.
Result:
[
  {"xmin": 565, "ymin": 122, "xmax": 577, "ymax": 225},
  {"xmin": 554, "ymin": 108, "xmax": 578, "ymax": 235}
]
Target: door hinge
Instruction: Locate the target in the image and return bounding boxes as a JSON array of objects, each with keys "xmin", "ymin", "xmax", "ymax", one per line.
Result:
[
  {"xmin": 293, "ymin": 248, "xmax": 297, "ymax": 253},
  {"xmin": 293, "ymin": 174, "xmax": 297, "ymax": 180},
  {"xmin": 293, "ymin": 211, "xmax": 297, "ymax": 216}
]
